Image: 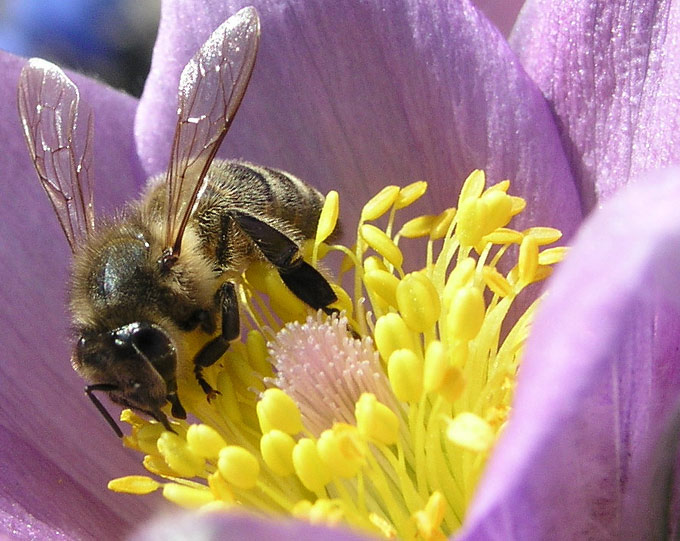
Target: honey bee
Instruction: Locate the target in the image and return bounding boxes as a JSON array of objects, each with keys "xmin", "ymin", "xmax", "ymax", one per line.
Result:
[{"xmin": 17, "ymin": 7, "xmax": 338, "ymax": 436}]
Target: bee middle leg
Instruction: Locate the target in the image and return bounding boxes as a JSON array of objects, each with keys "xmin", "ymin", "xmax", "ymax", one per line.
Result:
[
  {"xmin": 193, "ymin": 281, "xmax": 239, "ymax": 400},
  {"xmin": 232, "ymin": 211, "xmax": 338, "ymax": 312}
]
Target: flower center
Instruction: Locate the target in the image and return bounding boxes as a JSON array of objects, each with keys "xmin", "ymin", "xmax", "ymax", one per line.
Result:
[{"xmin": 108, "ymin": 170, "xmax": 565, "ymax": 539}]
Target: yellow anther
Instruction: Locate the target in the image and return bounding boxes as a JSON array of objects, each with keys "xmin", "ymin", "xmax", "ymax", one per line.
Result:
[
  {"xmin": 120, "ymin": 409, "xmax": 146, "ymax": 429},
  {"xmin": 443, "ymin": 258, "xmax": 476, "ymax": 306},
  {"xmin": 455, "ymin": 197, "xmax": 484, "ymax": 247},
  {"xmin": 317, "ymin": 424, "xmax": 365, "ymax": 478},
  {"xmin": 316, "ymin": 190, "xmax": 339, "ymax": 244},
  {"xmin": 458, "ymin": 169, "xmax": 485, "ymax": 206},
  {"xmin": 480, "ymin": 190, "xmax": 513, "ymax": 232},
  {"xmin": 257, "ymin": 388, "xmax": 304, "ymax": 435},
  {"xmin": 361, "ymin": 185, "xmax": 400, "ymax": 221},
  {"xmin": 445, "ymin": 286, "xmax": 486, "ymax": 341},
  {"xmin": 292, "ymin": 499, "xmax": 313, "ymax": 518},
  {"xmin": 306, "ymin": 499, "xmax": 345, "ymax": 526},
  {"xmin": 143, "ymin": 455, "xmax": 179, "ymax": 478},
  {"xmin": 107, "ymin": 475, "xmax": 160, "ymax": 495},
  {"xmin": 437, "ymin": 365, "xmax": 466, "ymax": 403},
  {"xmin": 360, "ymin": 224, "xmax": 404, "ymax": 269},
  {"xmin": 355, "ymin": 393, "xmax": 399, "ymax": 445},
  {"xmin": 208, "ymin": 471, "xmax": 235, "ymax": 503},
  {"xmin": 134, "ymin": 422, "xmax": 165, "ymax": 455},
  {"xmin": 157, "ymin": 432, "xmax": 205, "ymax": 478},
  {"xmin": 509, "ymin": 195, "xmax": 526, "ymax": 215},
  {"xmin": 538, "ymin": 246, "xmax": 569, "ymax": 265},
  {"xmin": 388, "ymin": 348, "xmax": 423, "ymax": 402},
  {"xmin": 374, "ymin": 312, "xmax": 418, "ymax": 362},
  {"xmin": 423, "ymin": 341, "xmax": 465, "ymax": 402},
  {"xmin": 218, "ymin": 446, "xmax": 260, "ymax": 489},
  {"xmin": 246, "ymin": 330, "xmax": 271, "ymax": 377},
  {"xmin": 363, "ymin": 269, "xmax": 400, "ymax": 308},
  {"xmin": 395, "ymin": 180, "xmax": 428, "ymax": 209},
  {"xmin": 423, "ymin": 340, "xmax": 446, "ymax": 392},
  {"xmin": 399, "ymin": 214, "xmax": 437, "ymax": 238},
  {"xmin": 414, "ymin": 491, "xmax": 446, "ymax": 541},
  {"xmin": 446, "ymin": 412, "xmax": 495, "ymax": 452},
  {"xmin": 482, "ymin": 266, "xmax": 513, "ymax": 298},
  {"xmin": 482, "ymin": 227, "xmax": 523, "ymax": 245},
  {"xmin": 186, "ymin": 424, "xmax": 227, "ymax": 459},
  {"xmin": 363, "ymin": 254, "xmax": 388, "ymax": 273},
  {"xmin": 396, "ymin": 272, "xmax": 440, "ymax": 332},
  {"xmin": 518, "ymin": 235, "xmax": 539, "ymax": 284},
  {"xmin": 293, "ymin": 438, "xmax": 332, "ymax": 493},
  {"xmin": 162, "ymin": 483, "xmax": 215, "ymax": 509},
  {"xmin": 430, "ymin": 208, "xmax": 456, "ymax": 240},
  {"xmin": 260, "ymin": 429, "xmax": 296, "ymax": 476},
  {"xmin": 330, "ymin": 283, "xmax": 354, "ymax": 315},
  {"xmin": 524, "ymin": 226, "xmax": 563, "ymax": 245},
  {"xmin": 532, "ymin": 265, "xmax": 554, "ymax": 283},
  {"xmin": 265, "ymin": 270, "xmax": 307, "ymax": 321},
  {"xmin": 486, "ymin": 179, "xmax": 510, "ymax": 193}
]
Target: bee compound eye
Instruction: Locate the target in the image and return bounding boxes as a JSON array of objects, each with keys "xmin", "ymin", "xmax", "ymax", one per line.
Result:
[{"xmin": 131, "ymin": 324, "xmax": 173, "ymax": 360}]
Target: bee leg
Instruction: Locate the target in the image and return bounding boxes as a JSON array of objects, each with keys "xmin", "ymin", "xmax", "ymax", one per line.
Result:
[
  {"xmin": 167, "ymin": 390, "xmax": 186, "ymax": 419},
  {"xmin": 232, "ymin": 211, "xmax": 338, "ymax": 310},
  {"xmin": 193, "ymin": 282, "xmax": 240, "ymax": 401}
]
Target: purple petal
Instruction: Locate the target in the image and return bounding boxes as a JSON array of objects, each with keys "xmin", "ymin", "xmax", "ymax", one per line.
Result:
[
  {"xmin": 0, "ymin": 51, "xmax": 156, "ymax": 538},
  {"xmin": 512, "ymin": 0, "xmax": 680, "ymax": 209},
  {"xmin": 459, "ymin": 167, "xmax": 680, "ymax": 539},
  {"xmin": 132, "ymin": 510, "xmax": 374, "ymax": 541},
  {"xmin": 137, "ymin": 0, "xmax": 581, "ymax": 238}
]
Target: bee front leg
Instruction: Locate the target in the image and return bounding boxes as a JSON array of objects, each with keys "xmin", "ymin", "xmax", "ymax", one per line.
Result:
[
  {"xmin": 232, "ymin": 211, "xmax": 338, "ymax": 312},
  {"xmin": 193, "ymin": 281, "xmax": 239, "ymax": 401}
]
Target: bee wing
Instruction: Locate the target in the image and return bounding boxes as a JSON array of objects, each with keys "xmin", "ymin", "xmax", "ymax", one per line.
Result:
[
  {"xmin": 17, "ymin": 58, "xmax": 95, "ymax": 253},
  {"xmin": 164, "ymin": 6, "xmax": 260, "ymax": 256}
]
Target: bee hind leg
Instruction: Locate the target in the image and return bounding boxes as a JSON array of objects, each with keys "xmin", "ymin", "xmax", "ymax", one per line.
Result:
[
  {"xmin": 232, "ymin": 211, "xmax": 338, "ymax": 310},
  {"xmin": 193, "ymin": 282, "xmax": 239, "ymax": 401}
]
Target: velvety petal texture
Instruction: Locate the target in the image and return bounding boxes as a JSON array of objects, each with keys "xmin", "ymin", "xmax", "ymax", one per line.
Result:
[
  {"xmin": 459, "ymin": 168, "xmax": 680, "ymax": 539},
  {"xmin": 136, "ymin": 0, "xmax": 581, "ymax": 239},
  {"xmin": 512, "ymin": 0, "xmax": 680, "ymax": 210},
  {"xmin": 0, "ymin": 52, "xmax": 156, "ymax": 539}
]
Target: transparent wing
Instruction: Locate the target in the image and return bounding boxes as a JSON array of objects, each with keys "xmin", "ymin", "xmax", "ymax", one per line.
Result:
[
  {"xmin": 164, "ymin": 6, "xmax": 260, "ymax": 257},
  {"xmin": 17, "ymin": 58, "xmax": 95, "ymax": 252}
]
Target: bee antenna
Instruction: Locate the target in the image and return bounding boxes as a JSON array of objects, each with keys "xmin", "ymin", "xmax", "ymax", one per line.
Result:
[{"xmin": 84, "ymin": 384, "xmax": 124, "ymax": 438}]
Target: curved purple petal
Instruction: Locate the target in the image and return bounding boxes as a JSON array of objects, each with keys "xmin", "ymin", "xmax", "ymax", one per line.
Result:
[
  {"xmin": 132, "ymin": 510, "xmax": 374, "ymax": 541},
  {"xmin": 511, "ymin": 0, "xmax": 680, "ymax": 210},
  {"xmin": 137, "ymin": 0, "xmax": 581, "ymax": 238},
  {"xmin": 459, "ymin": 168, "xmax": 680, "ymax": 539},
  {"xmin": 0, "ymin": 51, "xmax": 156, "ymax": 538}
]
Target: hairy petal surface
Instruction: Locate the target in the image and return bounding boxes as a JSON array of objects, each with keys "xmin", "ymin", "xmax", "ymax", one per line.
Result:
[
  {"xmin": 512, "ymin": 0, "xmax": 680, "ymax": 209},
  {"xmin": 0, "ymin": 51, "xmax": 153, "ymax": 539},
  {"xmin": 137, "ymin": 0, "xmax": 581, "ymax": 237},
  {"xmin": 459, "ymin": 168, "xmax": 680, "ymax": 539}
]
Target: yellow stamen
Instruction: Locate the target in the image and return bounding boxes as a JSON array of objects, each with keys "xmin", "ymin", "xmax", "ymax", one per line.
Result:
[
  {"xmin": 107, "ymin": 475, "xmax": 160, "ymax": 494},
  {"xmin": 256, "ymin": 388, "xmax": 304, "ymax": 435},
  {"xmin": 217, "ymin": 446, "xmax": 260, "ymax": 489},
  {"xmin": 355, "ymin": 393, "xmax": 399, "ymax": 445},
  {"xmin": 110, "ymin": 172, "xmax": 566, "ymax": 539}
]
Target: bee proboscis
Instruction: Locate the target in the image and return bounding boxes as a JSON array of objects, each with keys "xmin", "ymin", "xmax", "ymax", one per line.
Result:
[{"xmin": 17, "ymin": 6, "xmax": 338, "ymax": 436}]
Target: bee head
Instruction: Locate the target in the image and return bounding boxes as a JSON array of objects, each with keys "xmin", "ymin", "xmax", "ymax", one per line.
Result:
[{"xmin": 73, "ymin": 321, "xmax": 177, "ymax": 428}]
